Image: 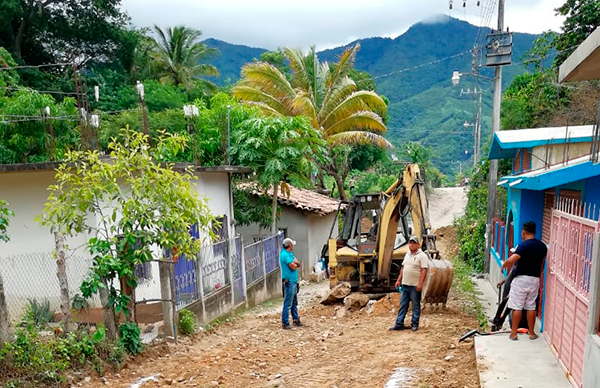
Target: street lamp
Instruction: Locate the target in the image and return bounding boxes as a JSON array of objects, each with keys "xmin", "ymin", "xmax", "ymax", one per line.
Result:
[{"xmin": 451, "ymin": 70, "xmax": 494, "ymax": 85}]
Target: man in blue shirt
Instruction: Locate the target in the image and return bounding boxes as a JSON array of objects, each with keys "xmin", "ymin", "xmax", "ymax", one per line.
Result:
[{"xmin": 280, "ymin": 237, "xmax": 304, "ymax": 329}]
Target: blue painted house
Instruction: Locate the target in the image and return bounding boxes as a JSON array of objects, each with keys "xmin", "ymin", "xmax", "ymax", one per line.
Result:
[{"xmin": 488, "ymin": 124, "xmax": 600, "ymax": 388}]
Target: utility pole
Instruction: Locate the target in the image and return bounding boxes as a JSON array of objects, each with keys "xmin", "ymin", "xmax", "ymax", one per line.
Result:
[
  {"xmin": 137, "ymin": 81, "xmax": 149, "ymax": 137},
  {"xmin": 483, "ymin": 0, "xmax": 505, "ymax": 274},
  {"xmin": 227, "ymin": 105, "xmax": 231, "ymax": 166}
]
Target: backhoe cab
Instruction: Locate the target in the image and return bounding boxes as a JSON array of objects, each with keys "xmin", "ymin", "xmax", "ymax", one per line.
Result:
[{"xmin": 324, "ymin": 164, "xmax": 453, "ymax": 305}]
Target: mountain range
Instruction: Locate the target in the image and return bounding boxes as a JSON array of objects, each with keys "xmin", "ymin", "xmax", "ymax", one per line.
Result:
[{"xmin": 203, "ymin": 16, "xmax": 539, "ymax": 176}]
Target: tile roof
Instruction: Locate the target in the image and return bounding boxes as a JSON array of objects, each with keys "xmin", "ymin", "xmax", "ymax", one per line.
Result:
[{"xmin": 238, "ymin": 182, "xmax": 341, "ymax": 216}]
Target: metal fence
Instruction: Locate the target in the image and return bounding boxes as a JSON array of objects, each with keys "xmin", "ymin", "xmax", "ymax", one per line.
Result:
[
  {"xmin": 174, "ymin": 232, "xmax": 283, "ymax": 312},
  {"xmin": 0, "ymin": 252, "xmax": 101, "ymax": 323}
]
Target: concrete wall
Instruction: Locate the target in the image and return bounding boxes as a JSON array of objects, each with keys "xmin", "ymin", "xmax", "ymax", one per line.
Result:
[
  {"xmin": 246, "ymin": 271, "xmax": 281, "ymax": 308},
  {"xmin": 583, "ymin": 233, "xmax": 600, "ymax": 388},
  {"xmin": 307, "ymin": 212, "xmax": 336, "ymax": 271},
  {"xmin": 531, "ymin": 142, "xmax": 591, "ymax": 170}
]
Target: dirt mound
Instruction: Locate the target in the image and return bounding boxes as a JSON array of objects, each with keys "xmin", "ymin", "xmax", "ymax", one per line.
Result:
[{"xmin": 370, "ymin": 293, "xmax": 400, "ymax": 316}]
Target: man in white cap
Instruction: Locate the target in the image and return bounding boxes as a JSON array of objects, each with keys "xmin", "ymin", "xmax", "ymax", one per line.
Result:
[
  {"xmin": 389, "ymin": 235, "xmax": 428, "ymax": 332},
  {"xmin": 280, "ymin": 237, "xmax": 303, "ymax": 329}
]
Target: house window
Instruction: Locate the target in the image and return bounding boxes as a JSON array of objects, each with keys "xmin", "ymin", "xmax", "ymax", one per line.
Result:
[
  {"xmin": 212, "ymin": 215, "xmax": 228, "ymax": 242},
  {"xmin": 134, "ymin": 262, "xmax": 152, "ymax": 281}
]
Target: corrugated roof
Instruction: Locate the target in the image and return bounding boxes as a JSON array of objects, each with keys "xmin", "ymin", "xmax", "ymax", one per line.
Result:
[
  {"xmin": 238, "ymin": 182, "xmax": 341, "ymax": 216},
  {"xmin": 488, "ymin": 125, "xmax": 595, "ymax": 160}
]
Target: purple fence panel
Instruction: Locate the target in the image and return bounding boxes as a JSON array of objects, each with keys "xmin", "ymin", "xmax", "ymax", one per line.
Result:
[
  {"xmin": 174, "ymin": 255, "xmax": 197, "ymax": 310},
  {"xmin": 244, "ymin": 241, "xmax": 264, "ymax": 286},
  {"xmin": 264, "ymin": 233, "xmax": 281, "ymax": 274},
  {"xmin": 200, "ymin": 240, "xmax": 229, "ymax": 297}
]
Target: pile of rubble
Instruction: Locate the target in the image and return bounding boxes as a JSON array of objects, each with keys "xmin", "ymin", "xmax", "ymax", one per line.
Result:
[{"xmin": 319, "ymin": 282, "xmax": 398, "ymax": 318}]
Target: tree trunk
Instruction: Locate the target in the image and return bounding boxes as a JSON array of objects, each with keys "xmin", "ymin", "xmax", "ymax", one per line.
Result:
[
  {"xmin": 14, "ymin": 0, "xmax": 35, "ymax": 58},
  {"xmin": 54, "ymin": 231, "xmax": 71, "ymax": 333},
  {"xmin": 333, "ymin": 174, "xmax": 348, "ymax": 201},
  {"xmin": 270, "ymin": 182, "xmax": 279, "ymax": 235},
  {"xmin": 119, "ymin": 274, "xmax": 136, "ymax": 323},
  {"xmin": 0, "ymin": 272, "xmax": 11, "ymax": 345},
  {"xmin": 99, "ymin": 278, "xmax": 118, "ymax": 340}
]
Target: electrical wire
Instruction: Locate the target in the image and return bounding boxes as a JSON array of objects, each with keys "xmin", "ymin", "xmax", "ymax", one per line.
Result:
[
  {"xmin": 0, "ymin": 86, "xmax": 79, "ymax": 95},
  {"xmin": 371, "ymin": 51, "xmax": 471, "ymax": 80},
  {"xmin": 0, "ymin": 62, "xmax": 72, "ymax": 71}
]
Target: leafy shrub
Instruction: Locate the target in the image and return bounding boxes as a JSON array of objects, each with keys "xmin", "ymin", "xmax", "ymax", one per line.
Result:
[
  {"xmin": 24, "ymin": 299, "xmax": 54, "ymax": 328},
  {"xmin": 119, "ymin": 322, "xmax": 143, "ymax": 356},
  {"xmin": 179, "ymin": 309, "xmax": 196, "ymax": 335}
]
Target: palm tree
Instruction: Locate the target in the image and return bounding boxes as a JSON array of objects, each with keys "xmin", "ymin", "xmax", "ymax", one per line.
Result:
[
  {"xmin": 149, "ymin": 25, "xmax": 219, "ymax": 90},
  {"xmin": 232, "ymin": 43, "xmax": 389, "ymax": 199}
]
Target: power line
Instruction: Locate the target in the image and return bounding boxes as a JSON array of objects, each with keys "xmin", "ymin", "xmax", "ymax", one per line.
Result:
[
  {"xmin": 0, "ymin": 86, "xmax": 79, "ymax": 95},
  {"xmin": 372, "ymin": 51, "xmax": 471, "ymax": 80},
  {"xmin": 0, "ymin": 62, "xmax": 72, "ymax": 71}
]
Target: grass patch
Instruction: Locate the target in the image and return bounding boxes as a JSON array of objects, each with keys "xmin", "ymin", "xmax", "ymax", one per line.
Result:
[{"xmin": 451, "ymin": 255, "xmax": 488, "ymax": 329}]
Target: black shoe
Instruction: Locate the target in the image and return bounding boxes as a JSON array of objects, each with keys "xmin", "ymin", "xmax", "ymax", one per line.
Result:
[
  {"xmin": 411, "ymin": 326, "xmax": 418, "ymax": 332},
  {"xmin": 282, "ymin": 324, "xmax": 293, "ymax": 330},
  {"xmin": 293, "ymin": 319, "xmax": 305, "ymax": 327},
  {"xmin": 388, "ymin": 325, "xmax": 406, "ymax": 331}
]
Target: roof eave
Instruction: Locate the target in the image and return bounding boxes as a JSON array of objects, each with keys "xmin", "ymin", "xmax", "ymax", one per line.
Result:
[{"xmin": 559, "ymin": 26, "xmax": 600, "ymax": 83}]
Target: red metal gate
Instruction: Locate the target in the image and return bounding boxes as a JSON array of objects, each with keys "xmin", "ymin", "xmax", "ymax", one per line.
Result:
[{"xmin": 544, "ymin": 199, "xmax": 598, "ymax": 388}]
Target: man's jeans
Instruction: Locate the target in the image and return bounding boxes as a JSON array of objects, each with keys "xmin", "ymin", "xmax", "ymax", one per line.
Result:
[
  {"xmin": 281, "ymin": 280, "xmax": 299, "ymax": 325},
  {"xmin": 395, "ymin": 285, "xmax": 422, "ymax": 328}
]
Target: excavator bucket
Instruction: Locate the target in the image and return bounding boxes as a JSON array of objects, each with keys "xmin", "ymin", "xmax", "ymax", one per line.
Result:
[{"xmin": 422, "ymin": 254, "xmax": 454, "ymax": 305}]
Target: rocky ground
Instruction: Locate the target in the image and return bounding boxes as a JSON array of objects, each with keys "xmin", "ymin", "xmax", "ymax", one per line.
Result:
[{"xmin": 82, "ymin": 188, "xmax": 478, "ymax": 388}]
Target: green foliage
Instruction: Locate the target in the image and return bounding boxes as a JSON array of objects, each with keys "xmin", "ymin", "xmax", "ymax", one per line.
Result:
[
  {"xmin": 0, "ymin": 319, "xmax": 124, "ymax": 387},
  {"xmin": 0, "ymin": 199, "xmax": 14, "ymax": 243},
  {"xmin": 118, "ymin": 323, "xmax": 142, "ymax": 356},
  {"xmin": 0, "ymin": 48, "xmax": 19, "ymax": 91},
  {"xmin": 233, "ymin": 187, "xmax": 274, "ymax": 229},
  {"xmin": 554, "ymin": 0, "xmax": 600, "ymax": 65},
  {"xmin": 178, "ymin": 309, "xmax": 196, "ymax": 335},
  {"xmin": 147, "ymin": 25, "xmax": 219, "ymax": 89},
  {"xmin": 501, "ymin": 70, "xmax": 567, "ymax": 129},
  {"xmin": 24, "ymin": 299, "xmax": 54, "ymax": 328},
  {"xmin": 0, "ymin": 91, "xmax": 79, "ymax": 163},
  {"xmin": 39, "ymin": 129, "xmax": 215, "ymax": 317},
  {"xmin": 451, "ymin": 254, "xmax": 488, "ymax": 329}
]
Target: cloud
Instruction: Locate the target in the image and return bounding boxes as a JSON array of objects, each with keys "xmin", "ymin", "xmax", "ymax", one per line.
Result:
[{"xmin": 122, "ymin": 0, "xmax": 565, "ymax": 50}]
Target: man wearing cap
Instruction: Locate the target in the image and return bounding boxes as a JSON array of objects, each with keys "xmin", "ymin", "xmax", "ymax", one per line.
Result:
[
  {"xmin": 280, "ymin": 237, "xmax": 304, "ymax": 329},
  {"xmin": 389, "ymin": 235, "xmax": 429, "ymax": 332}
]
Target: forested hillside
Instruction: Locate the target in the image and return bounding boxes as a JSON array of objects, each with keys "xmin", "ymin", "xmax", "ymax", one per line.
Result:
[{"xmin": 205, "ymin": 17, "xmax": 539, "ymax": 175}]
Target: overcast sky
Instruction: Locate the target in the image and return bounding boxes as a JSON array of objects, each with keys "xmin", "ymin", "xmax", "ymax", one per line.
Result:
[{"xmin": 122, "ymin": 0, "xmax": 566, "ymax": 50}]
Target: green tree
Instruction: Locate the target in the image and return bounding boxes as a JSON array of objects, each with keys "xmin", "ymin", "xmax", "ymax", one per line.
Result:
[
  {"xmin": 0, "ymin": 91, "xmax": 79, "ymax": 163},
  {"xmin": 232, "ymin": 43, "xmax": 389, "ymax": 199},
  {"xmin": 231, "ymin": 116, "xmax": 326, "ymax": 233},
  {"xmin": 39, "ymin": 129, "xmax": 215, "ymax": 336},
  {"xmin": 554, "ymin": 0, "xmax": 600, "ymax": 65},
  {"xmin": 0, "ymin": 0, "xmax": 132, "ymax": 64},
  {"xmin": 0, "ymin": 199, "xmax": 13, "ymax": 243},
  {"xmin": 149, "ymin": 25, "xmax": 219, "ymax": 90}
]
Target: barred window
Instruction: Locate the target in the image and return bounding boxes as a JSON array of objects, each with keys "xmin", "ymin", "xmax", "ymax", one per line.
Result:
[
  {"xmin": 134, "ymin": 261, "xmax": 152, "ymax": 281},
  {"xmin": 212, "ymin": 215, "xmax": 228, "ymax": 242}
]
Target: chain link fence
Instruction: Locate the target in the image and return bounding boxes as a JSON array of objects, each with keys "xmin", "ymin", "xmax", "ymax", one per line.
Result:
[{"xmin": 0, "ymin": 252, "xmax": 100, "ymax": 324}]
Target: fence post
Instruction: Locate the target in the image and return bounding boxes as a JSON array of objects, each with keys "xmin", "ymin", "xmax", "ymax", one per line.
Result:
[
  {"xmin": 262, "ymin": 237, "xmax": 268, "ymax": 291},
  {"xmin": 169, "ymin": 261, "xmax": 178, "ymax": 341},
  {"xmin": 158, "ymin": 259, "xmax": 174, "ymax": 338},
  {"xmin": 227, "ymin": 238, "xmax": 235, "ymax": 308},
  {"xmin": 0, "ymin": 271, "xmax": 11, "ymax": 345},
  {"xmin": 240, "ymin": 236, "xmax": 249, "ymax": 308},
  {"xmin": 196, "ymin": 251, "xmax": 207, "ymax": 323}
]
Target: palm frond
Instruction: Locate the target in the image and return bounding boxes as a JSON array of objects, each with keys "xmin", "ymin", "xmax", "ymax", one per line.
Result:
[
  {"xmin": 232, "ymin": 85, "xmax": 293, "ymax": 116},
  {"xmin": 327, "ymin": 131, "xmax": 392, "ymax": 148},
  {"xmin": 324, "ymin": 111, "xmax": 386, "ymax": 137},
  {"xmin": 330, "ymin": 43, "xmax": 360, "ymax": 87},
  {"xmin": 319, "ymin": 76, "xmax": 357, "ymax": 123},
  {"xmin": 241, "ymin": 101, "xmax": 288, "ymax": 117},
  {"xmin": 192, "ymin": 63, "xmax": 219, "ymax": 77},
  {"xmin": 238, "ymin": 62, "xmax": 296, "ymax": 100},
  {"xmin": 291, "ymin": 92, "xmax": 318, "ymax": 126},
  {"xmin": 285, "ymin": 47, "xmax": 312, "ymax": 91},
  {"xmin": 321, "ymin": 91, "xmax": 387, "ymax": 130}
]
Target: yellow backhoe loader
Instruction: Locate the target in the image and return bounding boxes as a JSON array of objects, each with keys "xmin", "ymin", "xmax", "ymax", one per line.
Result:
[{"xmin": 325, "ymin": 164, "xmax": 453, "ymax": 305}]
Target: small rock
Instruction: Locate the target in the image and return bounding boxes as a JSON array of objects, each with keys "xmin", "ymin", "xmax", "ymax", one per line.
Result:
[
  {"xmin": 165, "ymin": 379, "xmax": 174, "ymax": 385},
  {"xmin": 343, "ymin": 293, "xmax": 370, "ymax": 310},
  {"xmin": 449, "ymin": 343, "xmax": 456, "ymax": 349},
  {"xmin": 84, "ymin": 377, "xmax": 91, "ymax": 383},
  {"xmin": 166, "ymin": 336, "xmax": 176, "ymax": 343},
  {"xmin": 444, "ymin": 355, "xmax": 454, "ymax": 361},
  {"xmin": 177, "ymin": 376, "xmax": 186, "ymax": 382},
  {"xmin": 268, "ymin": 373, "xmax": 283, "ymax": 380},
  {"xmin": 334, "ymin": 306, "xmax": 347, "ymax": 319},
  {"xmin": 211, "ymin": 381, "xmax": 219, "ymax": 387}
]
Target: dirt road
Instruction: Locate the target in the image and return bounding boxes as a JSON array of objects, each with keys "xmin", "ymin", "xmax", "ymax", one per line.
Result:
[
  {"xmin": 85, "ymin": 189, "xmax": 475, "ymax": 388},
  {"xmin": 428, "ymin": 187, "xmax": 468, "ymax": 230}
]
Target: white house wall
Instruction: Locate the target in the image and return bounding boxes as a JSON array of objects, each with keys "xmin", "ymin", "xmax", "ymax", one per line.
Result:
[
  {"xmin": 531, "ymin": 143, "xmax": 591, "ymax": 170},
  {"xmin": 0, "ymin": 169, "xmax": 234, "ymax": 321},
  {"xmin": 0, "ymin": 170, "xmax": 98, "ymax": 320},
  {"xmin": 308, "ymin": 213, "xmax": 337, "ymax": 271}
]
